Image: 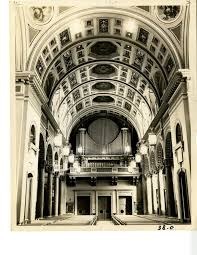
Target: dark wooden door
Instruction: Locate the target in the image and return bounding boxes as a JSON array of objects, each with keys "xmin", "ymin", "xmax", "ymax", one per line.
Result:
[
  {"xmin": 98, "ymin": 196, "xmax": 111, "ymax": 220},
  {"xmin": 77, "ymin": 196, "xmax": 90, "ymax": 215}
]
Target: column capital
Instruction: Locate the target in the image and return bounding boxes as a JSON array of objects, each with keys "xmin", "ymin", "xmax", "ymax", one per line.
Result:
[
  {"xmin": 54, "ymin": 172, "xmax": 60, "ymax": 177},
  {"xmin": 178, "ymin": 69, "xmax": 191, "ymax": 81},
  {"xmin": 79, "ymin": 128, "xmax": 86, "ymax": 132},
  {"xmin": 121, "ymin": 127, "xmax": 128, "ymax": 131},
  {"xmin": 45, "ymin": 165, "xmax": 53, "ymax": 173},
  {"xmin": 145, "ymin": 171, "xmax": 152, "ymax": 178},
  {"xmin": 153, "ymin": 169, "xmax": 159, "ymax": 174}
]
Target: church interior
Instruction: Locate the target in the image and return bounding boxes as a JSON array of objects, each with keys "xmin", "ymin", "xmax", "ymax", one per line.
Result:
[{"xmin": 14, "ymin": 4, "xmax": 196, "ymax": 228}]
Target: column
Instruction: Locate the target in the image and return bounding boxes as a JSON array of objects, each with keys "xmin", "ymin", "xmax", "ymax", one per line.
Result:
[
  {"xmin": 116, "ymin": 190, "xmax": 119, "ymax": 214},
  {"xmin": 54, "ymin": 173, "xmax": 59, "ymax": 216},
  {"xmin": 136, "ymin": 177, "xmax": 143, "ymax": 214},
  {"xmin": 24, "ymin": 177, "xmax": 30, "ymax": 223},
  {"xmin": 59, "ymin": 176, "xmax": 66, "ymax": 215},
  {"xmin": 152, "ymin": 169, "xmax": 161, "ymax": 215},
  {"xmin": 146, "ymin": 173, "xmax": 153, "ymax": 214},
  {"xmin": 79, "ymin": 128, "xmax": 86, "ymax": 154},
  {"xmin": 121, "ymin": 127, "xmax": 129, "ymax": 154},
  {"xmin": 47, "ymin": 168, "xmax": 53, "ymax": 217},
  {"xmin": 112, "ymin": 191, "xmax": 116, "ymax": 214},
  {"xmin": 159, "ymin": 168, "xmax": 166, "ymax": 215},
  {"xmin": 38, "ymin": 167, "xmax": 45, "ymax": 218},
  {"xmin": 74, "ymin": 191, "xmax": 77, "ymax": 215},
  {"xmin": 91, "ymin": 191, "xmax": 96, "ymax": 215},
  {"xmin": 142, "ymin": 175, "xmax": 148, "ymax": 214}
]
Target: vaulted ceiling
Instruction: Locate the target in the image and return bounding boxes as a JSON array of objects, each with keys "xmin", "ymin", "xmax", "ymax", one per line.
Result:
[{"xmin": 16, "ymin": 5, "xmax": 189, "ymax": 140}]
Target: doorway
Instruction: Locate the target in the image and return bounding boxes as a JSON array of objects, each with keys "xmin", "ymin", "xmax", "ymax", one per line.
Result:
[
  {"xmin": 98, "ymin": 196, "xmax": 111, "ymax": 220},
  {"xmin": 77, "ymin": 196, "xmax": 90, "ymax": 215},
  {"xmin": 119, "ymin": 196, "xmax": 132, "ymax": 215},
  {"xmin": 178, "ymin": 171, "xmax": 190, "ymax": 221}
]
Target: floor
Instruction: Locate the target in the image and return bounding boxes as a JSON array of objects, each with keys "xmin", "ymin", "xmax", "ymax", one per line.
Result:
[{"xmin": 23, "ymin": 214, "xmax": 184, "ymax": 228}]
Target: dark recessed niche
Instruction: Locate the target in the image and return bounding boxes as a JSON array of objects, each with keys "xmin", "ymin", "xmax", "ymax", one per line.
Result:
[
  {"xmin": 92, "ymin": 64, "xmax": 115, "ymax": 75},
  {"xmin": 93, "ymin": 96, "xmax": 114, "ymax": 103},
  {"xmin": 92, "ymin": 82, "xmax": 115, "ymax": 91},
  {"xmin": 91, "ymin": 41, "xmax": 117, "ymax": 56}
]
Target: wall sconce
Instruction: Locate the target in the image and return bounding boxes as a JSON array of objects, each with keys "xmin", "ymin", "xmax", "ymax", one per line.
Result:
[{"xmin": 54, "ymin": 132, "xmax": 62, "ymax": 147}]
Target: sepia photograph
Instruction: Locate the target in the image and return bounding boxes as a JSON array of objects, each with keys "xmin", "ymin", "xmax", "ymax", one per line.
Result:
[{"xmin": 11, "ymin": 0, "xmax": 197, "ymax": 231}]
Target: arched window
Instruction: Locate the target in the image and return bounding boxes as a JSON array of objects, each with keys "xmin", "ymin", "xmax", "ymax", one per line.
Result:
[
  {"xmin": 55, "ymin": 152, "xmax": 58, "ymax": 165},
  {"xmin": 60, "ymin": 158, "xmax": 63, "ymax": 170},
  {"xmin": 30, "ymin": 125, "xmax": 36, "ymax": 145},
  {"xmin": 176, "ymin": 123, "xmax": 182, "ymax": 143},
  {"xmin": 46, "ymin": 145, "xmax": 53, "ymax": 166}
]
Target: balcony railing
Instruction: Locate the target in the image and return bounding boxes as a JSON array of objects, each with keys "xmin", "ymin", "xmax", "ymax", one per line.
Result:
[{"xmin": 69, "ymin": 166, "xmax": 140, "ymax": 175}]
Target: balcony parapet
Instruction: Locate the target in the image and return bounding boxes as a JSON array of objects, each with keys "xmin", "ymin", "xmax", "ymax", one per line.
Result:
[{"xmin": 68, "ymin": 166, "xmax": 140, "ymax": 177}]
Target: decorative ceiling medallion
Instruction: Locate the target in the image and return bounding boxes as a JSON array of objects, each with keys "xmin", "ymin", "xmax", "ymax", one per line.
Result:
[
  {"xmin": 29, "ymin": 7, "xmax": 54, "ymax": 25},
  {"xmin": 91, "ymin": 41, "xmax": 117, "ymax": 56},
  {"xmin": 93, "ymin": 96, "xmax": 114, "ymax": 103},
  {"xmin": 92, "ymin": 64, "xmax": 115, "ymax": 75},
  {"xmin": 157, "ymin": 6, "xmax": 181, "ymax": 23},
  {"xmin": 92, "ymin": 82, "xmax": 115, "ymax": 91}
]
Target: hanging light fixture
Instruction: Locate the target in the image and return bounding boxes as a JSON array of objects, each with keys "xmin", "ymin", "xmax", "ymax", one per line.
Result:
[
  {"xmin": 63, "ymin": 143, "xmax": 70, "ymax": 156},
  {"xmin": 135, "ymin": 151, "xmax": 142, "ymax": 163},
  {"xmin": 148, "ymin": 129, "xmax": 157, "ymax": 146},
  {"xmin": 139, "ymin": 142, "xmax": 148, "ymax": 155},
  {"xmin": 68, "ymin": 150, "xmax": 75, "ymax": 164},
  {"xmin": 54, "ymin": 131, "xmax": 62, "ymax": 147}
]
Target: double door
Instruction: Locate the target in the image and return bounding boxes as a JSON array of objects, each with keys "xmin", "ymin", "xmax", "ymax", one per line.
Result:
[{"xmin": 98, "ymin": 196, "xmax": 111, "ymax": 220}]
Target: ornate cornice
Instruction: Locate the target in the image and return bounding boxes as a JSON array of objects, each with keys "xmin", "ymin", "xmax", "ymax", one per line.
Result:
[
  {"xmin": 16, "ymin": 71, "xmax": 48, "ymax": 105},
  {"xmin": 143, "ymin": 71, "xmax": 183, "ymax": 140}
]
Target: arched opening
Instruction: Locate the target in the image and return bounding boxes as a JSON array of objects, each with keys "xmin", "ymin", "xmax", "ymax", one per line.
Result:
[
  {"xmin": 165, "ymin": 132, "xmax": 177, "ymax": 217},
  {"xmin": 60, "ymin": 158, "xmax": 63, "ymax": 170},
  {"xmin": 36, "ymin": 134, "xmax": 45, "ymax": 219},
  {"xmin": 176, "ymin": 123, "xmax": 182, "ymax": 143},
  {"xmin": 24, "ymin": 173, "xmax": 33, "ymax": 223},
  {"xmin": 69, "ymin": 113, "xmax": 139, "ymax": 155},
  {"xmin": 54, "ymin": 152, "xmax": 58, "ymax": 165},
  {"xmin": 178, "ymin": 170, "xmax": 190, "ymax": 221},
  {"xmin": 29, "ymin": 125, "xmax": 36, "ymax": 145},
  {"xmin": 44, "ymin": 144, "xmax": 53, "ymax": 217}
]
